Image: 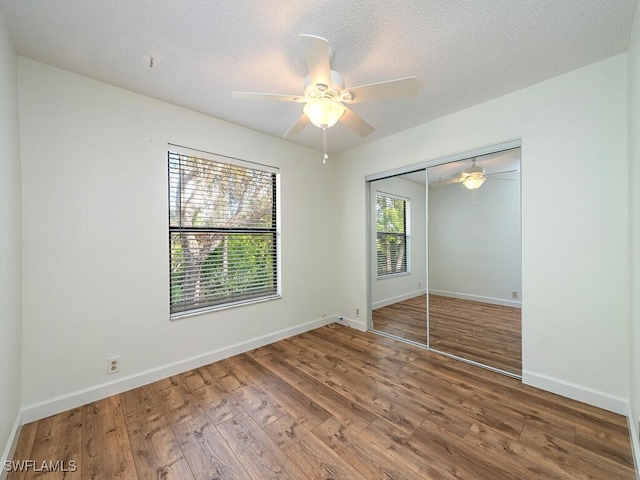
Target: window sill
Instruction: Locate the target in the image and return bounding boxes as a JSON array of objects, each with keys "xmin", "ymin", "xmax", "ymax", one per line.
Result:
[
  {"xmin": 377, "ymin": 272, "xmax": 411, "ymax": 281},
  {"xmin": 170, "ymin": 294, "xmax": 282, "ymax": 321}
]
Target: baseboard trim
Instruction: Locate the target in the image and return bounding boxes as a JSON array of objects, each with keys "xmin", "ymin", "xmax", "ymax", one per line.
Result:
[
  {"xmin": 522, "ymin": 370, "xmax": 627, "ymax": 415},
  {"xmin": 429, "ymin": 289, "xmax": 522, "ymax": 308},
  {"xmin": 21, "ymin": 316, "xmax": 336, "ymax": 424},
  {"xmin": 627, "ymin": 403, "xmax": 640, "ymax": 480},
  {"xmin": 0, "ymin": 410, "xmax": 23, "ymax": 480},
  {"xmin": 372, "ymin": 289, "xmax": 426, "ymax": 309}
]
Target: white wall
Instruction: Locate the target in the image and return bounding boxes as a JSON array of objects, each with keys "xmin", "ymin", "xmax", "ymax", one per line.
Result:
[
  {"xmin": 17, "ymin": 58, "xmax": 337, "ymax": 413},
  {"xmin": 370, "ymin": 175, "xmax": 427, "ymax": 308},
  {"xmin": 428, "ymin": 169, "xmax": 521, "ymax": 306},
  {"xmin": 335, "ymin": 54, "xmax": 629, "ymax": 412},
  {"xmin": 0, "ymin": 10, "xmax": 22, "ymax": 465},
  {"xmin": 629, "ymin": 0, "xmax": 640, "ymax": 450}
]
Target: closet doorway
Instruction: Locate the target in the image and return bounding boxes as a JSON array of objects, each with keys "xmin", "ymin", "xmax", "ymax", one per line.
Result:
[{"xmin": 369, "ymin": 144, "xmax": 522, "ymax": 377}]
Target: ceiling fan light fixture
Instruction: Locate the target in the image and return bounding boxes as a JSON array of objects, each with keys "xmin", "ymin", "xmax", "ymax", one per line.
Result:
[
  {"xmin": 303, "ymin": 98, "xmax": 345, "ymax": 129},
  {"xmin": 462, "ymin": 172, "xmax": 486, "ymax": 190}
]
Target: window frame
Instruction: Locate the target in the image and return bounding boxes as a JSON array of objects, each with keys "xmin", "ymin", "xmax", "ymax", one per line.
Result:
[
  {"xmin": 375, "ymin": 191, "xmax": 411, "ymax": 279},
  {"xmin": 168, "ymin": 144, "xmax": 281, "ymax": 319}
]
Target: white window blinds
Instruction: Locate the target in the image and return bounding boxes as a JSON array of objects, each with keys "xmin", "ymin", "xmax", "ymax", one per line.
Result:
[{"xmin": 168, "ymin": 148, "xmax": 279, "ymax": 316}]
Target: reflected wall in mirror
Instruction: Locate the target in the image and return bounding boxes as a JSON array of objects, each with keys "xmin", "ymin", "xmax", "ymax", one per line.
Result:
[
  {"xmin": 427, "ymin": 147, "xmax": 522, "ymax": 375},
  {"xmin": 370, "ymin": 171, "xmax": 427, "ymax": 345}
]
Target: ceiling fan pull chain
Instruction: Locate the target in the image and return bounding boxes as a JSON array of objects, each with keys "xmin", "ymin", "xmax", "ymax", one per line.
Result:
[{"xmin": 323, "ymin": 127, "xmax": 328, "ymax": 164}]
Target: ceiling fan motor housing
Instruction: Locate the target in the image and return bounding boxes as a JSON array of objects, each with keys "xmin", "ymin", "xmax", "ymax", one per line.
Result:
[{"xmin": 304, "ymin": 70, "xmax": 346, "ymax": 100}]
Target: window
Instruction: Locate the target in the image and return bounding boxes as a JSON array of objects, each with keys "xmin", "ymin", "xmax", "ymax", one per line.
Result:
[
  {"xmin": 168, "ymin": 146, "xmax": 279, "ymax": 317},
  {"xmin": 376, "ymin": 193, "xmax": 409, "ymax": 277}
]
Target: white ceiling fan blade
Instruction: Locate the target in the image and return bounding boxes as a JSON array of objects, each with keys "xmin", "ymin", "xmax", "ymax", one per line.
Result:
[
  {"xmin": 299, "ymin": 34, "xmax": 331, "ymax": 86},
  {"xmin": 283, "ymin": 115, "xmax": 310, "ymax": 138},
  {"xmin": 340, "ymin": 107, "xmax": 375, "ymax": 137},
  {"xmin": 485, "ymin": 177, "xmax": 515, "ymax": 182},
  {"xmin": 486, "ymin": 169, "xmax": 519, "ymax": 176},
  {"xmin": 344, "ymin": 77, "xmax": 418, "ymax": 103},
  {"xmin": 231, "ymin": 91, "xmax": 302, "ymax": 102},
  {"xmin": 430, "ymin": 177, "xmax": 465, "ymax": 188}
]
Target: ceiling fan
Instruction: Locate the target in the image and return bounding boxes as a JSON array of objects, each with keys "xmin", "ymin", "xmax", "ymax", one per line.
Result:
[
  {"xmin": 430, "ymin": 158, "xmax": 518, "ymax": 190},
  {"xmin": 231, "ymin": 34, "xmax": 419, "ymax": 160}
]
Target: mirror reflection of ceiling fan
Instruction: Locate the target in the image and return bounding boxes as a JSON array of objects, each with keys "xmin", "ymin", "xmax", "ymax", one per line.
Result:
[
  {"xmin": 430, "ymin": 158, "xmax": 518, "ymax": 190},
  {"xmin": 231, "ymin": 34, "xmax": 419, "ymax": 161}
]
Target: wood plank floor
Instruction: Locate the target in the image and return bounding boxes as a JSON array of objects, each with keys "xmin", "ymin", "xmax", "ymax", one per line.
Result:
[
  {"xmin": 8, "ymin": 326, "xmax": 635, "ymax": 479},
  {"xmin": 372, "ymin": 294, "xmax": 522, "ymax": 375}
]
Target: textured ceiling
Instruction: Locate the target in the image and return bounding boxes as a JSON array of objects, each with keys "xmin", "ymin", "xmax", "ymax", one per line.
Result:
[{"xmin": 0, "ymin": 0, "xmax": 636, "ymax": 154}]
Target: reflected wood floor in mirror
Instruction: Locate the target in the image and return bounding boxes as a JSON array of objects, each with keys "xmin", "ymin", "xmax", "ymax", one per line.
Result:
[
  {"xmin": 9, "ymin": 326, "xmax": 634, "ymax": 479},
  {"xmin": 372, "ymin": 294, "xmax": 521, "ymax": 375},
  {"xmin": 371, "ymin": 296, "xmax": 428, "ymax": 345}
]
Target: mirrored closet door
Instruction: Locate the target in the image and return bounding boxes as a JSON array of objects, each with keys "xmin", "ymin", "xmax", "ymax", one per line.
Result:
[
  {"xmin": 370, "ymin": 171, "xmax": 428, "ymax": 346},
  {"xmin": 369, "ymin": 146, "xmax": 522, "ymax": 377},
  {"xmin": 427, "ymin": 148, "xmax": 522, "ymax": 376}
]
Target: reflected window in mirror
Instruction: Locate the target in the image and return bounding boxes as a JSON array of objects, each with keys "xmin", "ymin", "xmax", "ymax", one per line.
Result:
[{"xmin": 376, "ymin": 193, "xmax": 410, "ymax": 278}]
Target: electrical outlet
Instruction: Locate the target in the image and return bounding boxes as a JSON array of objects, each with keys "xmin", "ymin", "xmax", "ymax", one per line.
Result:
[
  {"xmin": 107, "ymin": 356, "xmax": 120, "ymax": 375},
  {"xmin": 512, "ymin": 291, "xmax": 519, "ymax": 299},
  {"xmin": 355, "ymin": 308, "xmax": 360, "ymax": 318}
]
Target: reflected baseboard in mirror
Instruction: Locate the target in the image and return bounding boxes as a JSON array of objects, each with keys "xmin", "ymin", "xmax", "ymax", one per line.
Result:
[{"xmin": 372, "ymin": 294, "xmax": 521, "ymax": 376}]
